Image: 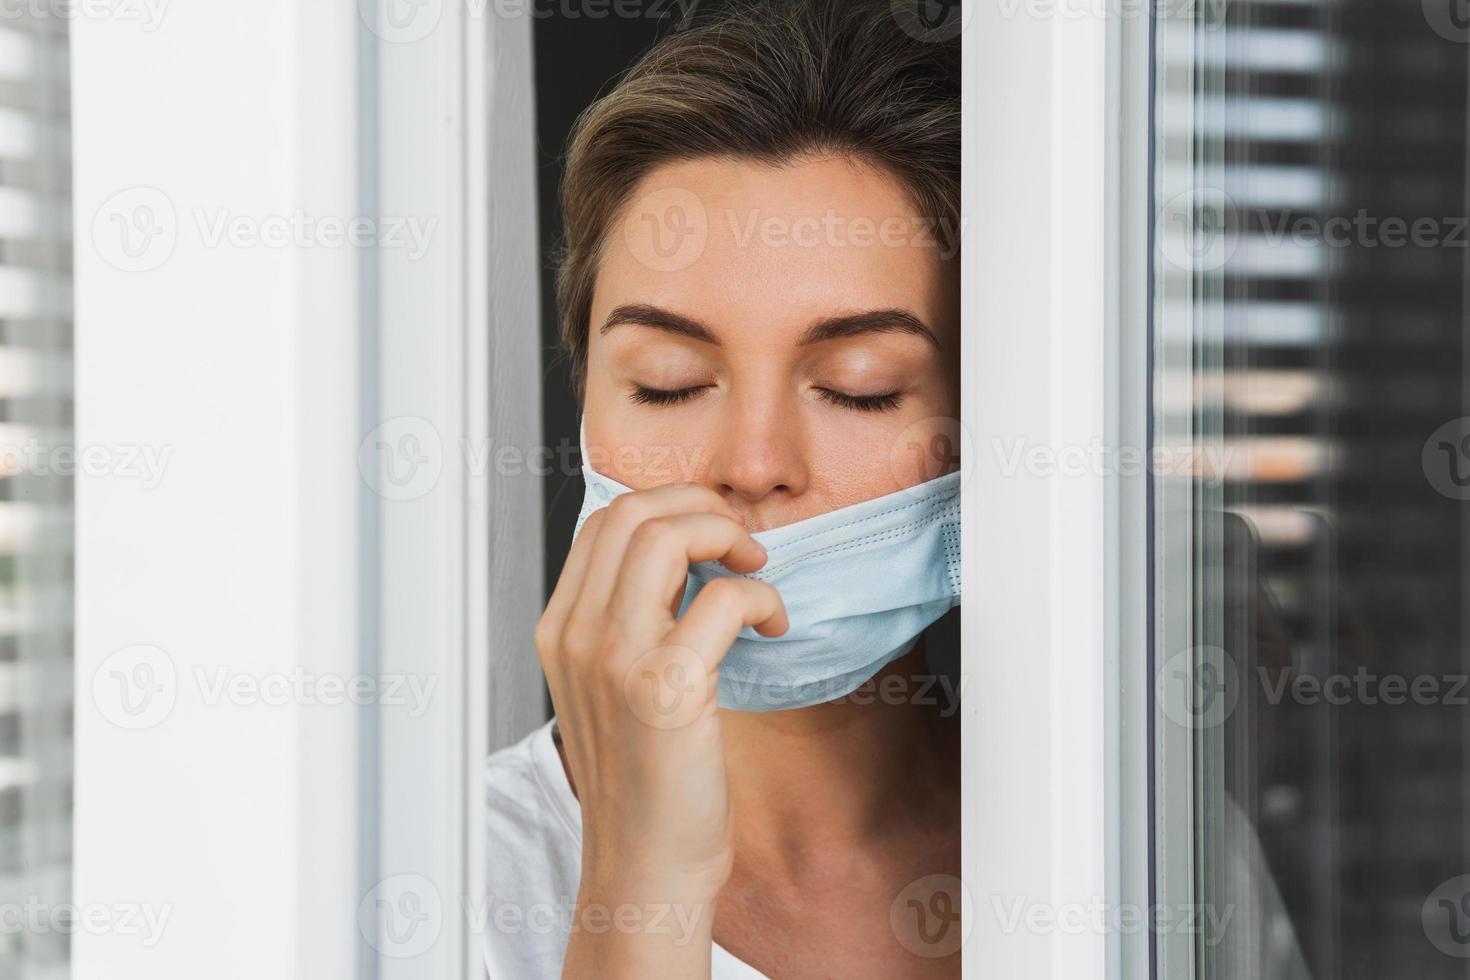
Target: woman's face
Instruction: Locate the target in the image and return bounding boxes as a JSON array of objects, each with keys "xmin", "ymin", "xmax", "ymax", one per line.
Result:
[{"xmin": 584, "ymin": 154, "xmax": 960, "ymax": 532}]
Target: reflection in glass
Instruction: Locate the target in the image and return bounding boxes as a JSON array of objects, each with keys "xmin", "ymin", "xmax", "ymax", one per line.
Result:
[
  {"xmin": 0, "ymin": 11, "xmax": 72, "ymax": 980},
  {"xmin": 1155, "ymin": 0, "xmax": 1470, "ymax": 976}
]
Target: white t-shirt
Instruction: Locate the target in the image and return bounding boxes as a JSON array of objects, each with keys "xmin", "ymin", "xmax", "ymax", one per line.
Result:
[
  {"xmin": 482, "ymin": 722, "xmax": 1309, "ymax": 980},
  {"xmin": 481, "ymin": 719, "xmax": 769, "ymax": 979}
]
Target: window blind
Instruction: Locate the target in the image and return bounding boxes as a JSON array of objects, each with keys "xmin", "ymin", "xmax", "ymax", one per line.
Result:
[{"xmin": 0, "ymin": 11, "xmax": 71, "ymax": 980}]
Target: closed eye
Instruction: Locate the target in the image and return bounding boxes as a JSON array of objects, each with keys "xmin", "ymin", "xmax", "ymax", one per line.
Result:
[
  {"xmin": 630, "ymin": 384, "xmax": 713, "ymax": 407},
  {"xmin": 816, "ymin": 388, "xmax": 903, "ymax": 412}
]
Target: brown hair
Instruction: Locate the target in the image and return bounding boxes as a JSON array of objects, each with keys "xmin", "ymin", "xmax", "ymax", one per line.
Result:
[{"xmin": 554, "ymin": 0, "xmax": 961, "ymax": 399}]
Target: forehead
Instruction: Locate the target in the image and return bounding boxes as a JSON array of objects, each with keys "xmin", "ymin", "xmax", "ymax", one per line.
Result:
[{"xmin": 591, "ymin": 154, "xmax": 953, "ymax": 345}]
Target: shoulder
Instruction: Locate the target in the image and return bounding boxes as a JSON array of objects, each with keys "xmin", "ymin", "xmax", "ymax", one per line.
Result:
[
  {"xmin": 483, "ymin": 719, "xmax": 577, "ymax": 841},
  {"xmin": 480, "ymin": 720, "xmax": 583, "ymax": 979}
]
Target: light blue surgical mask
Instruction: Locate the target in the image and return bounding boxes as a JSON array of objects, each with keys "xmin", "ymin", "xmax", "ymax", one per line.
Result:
[{"xmin": 573, "ymin": 423, "xmax": 962, "ymax": 712}]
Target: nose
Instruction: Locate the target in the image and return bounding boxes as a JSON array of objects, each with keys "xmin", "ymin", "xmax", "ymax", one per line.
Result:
[{"xmin": 704, "ymin": 398, "xmax": 810, "ymax": 512}]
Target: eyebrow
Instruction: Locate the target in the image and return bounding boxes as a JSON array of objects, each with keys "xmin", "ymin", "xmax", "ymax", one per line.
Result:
[
  {"xmin": 600, "ymin": 304, "xmax": 718, "ymax": 344},
  {"xmin": 598, "ymin": 304, "xmax": 940, "ymax": 348},
  {"xmin": 797, "ymin": 309, "xmax": 940, "ymax": 348}
]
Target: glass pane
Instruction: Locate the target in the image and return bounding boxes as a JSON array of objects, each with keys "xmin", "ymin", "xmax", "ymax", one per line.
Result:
[
  {"xmin": 0, "ymin": 11, "xmax": 73, "ymax": 980},
  {"xmin": 1153, "ymin": 0, "xmax": 1470, "ymax": 976}
]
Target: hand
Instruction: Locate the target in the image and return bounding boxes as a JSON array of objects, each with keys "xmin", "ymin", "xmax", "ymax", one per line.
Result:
[{"xmin": 535, "ymin": 482, "xmax": 787, "ymax": 977}]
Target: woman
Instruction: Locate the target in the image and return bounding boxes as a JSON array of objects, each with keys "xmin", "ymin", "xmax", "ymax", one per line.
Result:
[{"xmin": 484, "ymin": 2, "xmax": 962, "ymax": 976}]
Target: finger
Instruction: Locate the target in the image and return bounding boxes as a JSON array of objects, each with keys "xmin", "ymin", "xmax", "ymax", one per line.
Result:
[
  {"xmin": 571, "ymin": 483, "xmax": 742, "ymax": 619},
  {"xmin": 609, "ymin": 512, "xmax": 768, "ymax": 633},
  {"xmin": 666, "ymin": 577, "xmax": 788, "ymax": 671}
]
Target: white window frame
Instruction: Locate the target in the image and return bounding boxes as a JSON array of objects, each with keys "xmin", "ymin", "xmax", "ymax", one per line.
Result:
[
  {"xmin": 368, "ymin": 3, "xmax": 545, "ymax": 979},
  {"xmin": 72, "ymin": 0, "xmax": 1167, "ymax": 975},
  {"xmin": 963, "ymin": 1, "xmax": 1153, "ymax": 977},
  {"xmin": 72, "ymin": 4, "xmax": 543, "ymax": 978}
]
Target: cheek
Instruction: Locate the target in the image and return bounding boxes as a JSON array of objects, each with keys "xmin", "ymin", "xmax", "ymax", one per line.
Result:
[
  {"xmin": 581, "ymin": 333, "xmax": 718, "ymax": 488},
  {"xmin": 582, "ymin": 397, "xmax": 714, "ymax": 490},
  {"xmin": 885, "ymin": 414, "xmax": 964, "ymax": 487},
  {"xmin": 804, "ymin": 414, "xmax": 948, "ymax": 508},
  {"xmin": 799, "ymin": 417, "xmax": 911, "ymax": 505}
]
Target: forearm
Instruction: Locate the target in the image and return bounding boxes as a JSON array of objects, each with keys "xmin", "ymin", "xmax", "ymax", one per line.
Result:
[{"xmin": 561, "ymin": 875, "xmax": 717, "ymax": 980}]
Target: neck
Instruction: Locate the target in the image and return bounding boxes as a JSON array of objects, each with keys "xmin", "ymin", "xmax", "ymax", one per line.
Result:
[{"xmin": 718, "ymin": 642, "xmax": 960, "ymax": 866}]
